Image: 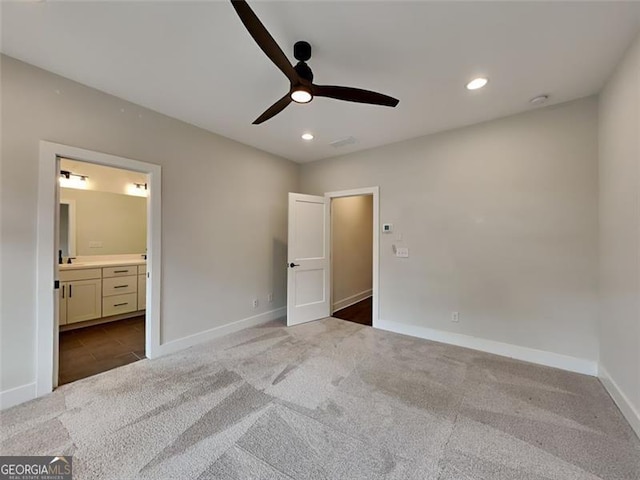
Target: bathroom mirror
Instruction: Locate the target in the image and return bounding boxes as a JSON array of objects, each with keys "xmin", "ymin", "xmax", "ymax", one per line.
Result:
[{"xmin": 59, "ymin": 189, "xmax": 146, "ymax": 256}]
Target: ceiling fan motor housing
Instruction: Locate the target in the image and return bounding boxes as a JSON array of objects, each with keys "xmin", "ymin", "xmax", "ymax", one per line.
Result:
[
  {"xmin": 294, "ymin": 62, "xmax": 314, "ymax": 82},
  {"xmin": 294, "ymin": 41, "xmax": 312, "ymax": 62}
]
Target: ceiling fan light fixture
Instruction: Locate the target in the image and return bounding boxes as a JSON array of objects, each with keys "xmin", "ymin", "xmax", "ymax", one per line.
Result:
[
  {"xmin": 291, "ymin": 87, "xmax": 313, "ymax": 104},
  {"xmin": 466, "ymin": 77, "xmax": 489, "ymax": 90},
  {"xmin": 231, "ymin": 0, "xmax": 399, "ymax": 123}
]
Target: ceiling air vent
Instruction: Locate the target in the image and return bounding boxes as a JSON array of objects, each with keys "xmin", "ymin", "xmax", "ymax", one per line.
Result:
[{"xmin": 330, "ymin": 136, "xmax": 357, "ymax": 149}]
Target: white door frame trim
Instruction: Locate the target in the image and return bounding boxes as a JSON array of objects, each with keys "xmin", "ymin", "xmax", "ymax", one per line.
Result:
[
  {"xmin": 36, "ymin": 141, "xmax": 162, "ymax": 397},
  {"xmin": 325, "ymin": 187, "xmax": 380, "ymax": 328}
]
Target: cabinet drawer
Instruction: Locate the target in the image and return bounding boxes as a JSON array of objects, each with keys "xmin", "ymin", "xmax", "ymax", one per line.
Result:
[
  {"xmin": 103, "ymin": 275, "xmax": 137, "ymax": 296},
  {"xmin": 103, "ymin": 293, "xmax": 137, "ymax": 317},
  {"xmin": 60, "ymin": 268, "xmax": 101, "ymax": 282},
  {"xmin": 138, "ymin": 264, "xmax": 147, "ymax": 275},
  {"xmin": 103, "ymin": 265, "xmax": 137, "ymax": 278}
]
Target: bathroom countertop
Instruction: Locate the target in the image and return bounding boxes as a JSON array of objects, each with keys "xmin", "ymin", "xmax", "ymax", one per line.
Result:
[{"xmin": 59, "ymin": 258, "xmax": 146, "ymax": 270}]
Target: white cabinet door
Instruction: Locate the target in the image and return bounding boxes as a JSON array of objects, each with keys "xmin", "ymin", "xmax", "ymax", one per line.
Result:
[
  {"xmin": 59, "ymin": 282, "xmax": 68, "ymax": 326},
  {"xmin": 287, "ymin": 193, "xmax": 330, "ymax": 326},
  {"xmin": 67, "ymin": 279, "xmax": 102, "ymax": 324},
  {"xmin": 137, "ymin": 274, "xmax": 146, "ymax": 311}
]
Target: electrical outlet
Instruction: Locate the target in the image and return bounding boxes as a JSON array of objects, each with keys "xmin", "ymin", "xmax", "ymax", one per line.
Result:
[
  {"xmin": 452, "ymin": 312, "xmax": 459, "ymax": 323},
  {"xmin": 252, "ymin": 298, "xmax": 259, "ymax": 309},
  {"xmin": 267, "ymin": 293, "xmax": 273, "ymax": 303}
]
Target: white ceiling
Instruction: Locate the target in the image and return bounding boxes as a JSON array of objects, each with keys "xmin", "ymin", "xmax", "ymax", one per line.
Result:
[{"xmin": 3, "ymin": 1, "xmax": 640, "ymax": 163}]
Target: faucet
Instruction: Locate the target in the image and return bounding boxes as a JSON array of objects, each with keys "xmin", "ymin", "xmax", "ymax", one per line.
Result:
[{"xmin": 66, "ymin": 257, "xmax": 76, "ymax": 264}]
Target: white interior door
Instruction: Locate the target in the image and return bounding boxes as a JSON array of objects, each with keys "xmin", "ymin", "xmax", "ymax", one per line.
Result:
[{"xmin": 287, "ymin": 193, "xmax": 330, "ymax": 326}]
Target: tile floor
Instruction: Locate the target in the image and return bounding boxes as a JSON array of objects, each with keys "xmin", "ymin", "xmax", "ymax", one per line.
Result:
[{"xmin": 58, "ymin": 316, "xmax": 145, "ymax": 385}]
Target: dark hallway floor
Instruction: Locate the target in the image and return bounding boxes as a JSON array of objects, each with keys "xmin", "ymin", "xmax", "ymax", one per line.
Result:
[
  {"xmin": 332, "ymin": 297, "xmax": 372, "ymax": 326},
  {"xmin": 58, "ymin": 316, "xmax": 145, "ymax": 385}
]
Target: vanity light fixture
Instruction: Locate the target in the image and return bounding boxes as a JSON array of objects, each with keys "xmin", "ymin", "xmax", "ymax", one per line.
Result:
[
  {"xmin": 59, "ymin": 170, "xmax": 88, "ymax": 189},
  {"xmin": 128, "ymin": 182, "xmax": 149, "ymax": 197}
]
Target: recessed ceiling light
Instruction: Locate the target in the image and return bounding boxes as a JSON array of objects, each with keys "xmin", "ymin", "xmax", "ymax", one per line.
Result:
[
  {"xmin": 466, "ymin": 77, "xmax": 489, "ymax": 90},
  {"xmin": 301, "ymin": 133, "xmax": 314, "ymax": 141}
]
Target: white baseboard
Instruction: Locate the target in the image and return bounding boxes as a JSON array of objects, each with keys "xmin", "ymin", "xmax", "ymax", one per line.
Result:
[
  {"xmin": 157, "ymin": 307, "xmax": 286, "ymax": 357},
  {"xmin": 375, "ymin": 319, "xmax": 597, "ymax": 376},
  {"xmin": 0, "ymin": 382, "xmax": 36, "ymax": 410},
  {"xmin": 332, "ymin": 289, "xmax": 372, "ymax": 313},
  {"xmin": 599, "ymin": 365, "xmax": 640, "ymax": 438}
]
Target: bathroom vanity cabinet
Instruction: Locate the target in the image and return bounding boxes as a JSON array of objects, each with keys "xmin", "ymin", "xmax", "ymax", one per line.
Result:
[{"xmin": 59, "ymin": 261, "xmax": 146, "ymax": 328}]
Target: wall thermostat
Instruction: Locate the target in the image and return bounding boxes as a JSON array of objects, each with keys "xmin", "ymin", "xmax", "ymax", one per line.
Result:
[{"xmin": 382, "ymin": 223, "xmax": 393, "ymax": 233}]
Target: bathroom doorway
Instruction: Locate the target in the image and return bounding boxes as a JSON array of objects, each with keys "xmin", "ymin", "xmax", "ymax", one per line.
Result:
[
  {"xmin": 36, "ymin": 141, "xmax": 162, "ymax": 398},
  {"xmin": 56, "ymin": 158, "xmax": 149, "ymax": 385}
]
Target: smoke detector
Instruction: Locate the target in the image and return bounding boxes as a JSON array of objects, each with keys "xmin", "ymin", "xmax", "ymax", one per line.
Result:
[{"xmin": 530, "ymin": 95, "xmax": 549, "ymax": 106}]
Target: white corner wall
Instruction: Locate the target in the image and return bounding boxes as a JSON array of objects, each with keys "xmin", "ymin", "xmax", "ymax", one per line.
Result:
[
  {"xmin": 598, "ymin": 33, "xmax": 640, "ymax": 436},
  {"xmin": 0, "ymin": 55, "xmax": 298, "ymax": 406},
  {"xmin": 302, "ymin": 97, "xmax": 600, "ymax": 374}
]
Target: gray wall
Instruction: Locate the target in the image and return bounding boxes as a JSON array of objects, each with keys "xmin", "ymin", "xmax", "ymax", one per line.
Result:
[
  {"xmin": 598, "ymin": 33, "xmax": 640, "ymax": 425},
  {"xmin": 0, "ymin": 55, "xmax": 299, "ymax": 392},
  {"xmin": 331, "ymin": 195, "xmax": 373, "ymax": 310},
  {"xmin": 301, "ymin": 97, "xmax": 599, "ymax": 362}
]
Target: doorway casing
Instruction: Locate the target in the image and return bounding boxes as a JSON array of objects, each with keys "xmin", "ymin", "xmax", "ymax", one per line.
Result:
[
  {"xmin": 325, "ymin": 187, "xmax": 380, "ymax": 327},
  {"xmin": 36, "ymin": 141, "xmax": 162, "ymax": 397}
]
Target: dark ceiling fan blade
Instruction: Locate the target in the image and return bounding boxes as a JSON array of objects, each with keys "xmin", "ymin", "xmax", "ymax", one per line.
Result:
[
  {"xmin": 230, "ymin": 0, "xmax": 299, "ymax": 84},
  {"xmin": 253, "ymin": 94, "xmax": 292, "ymax": 124},
  {"xmin": 313, "ymin": 85, "xmax": 399, "ymax": 107}
]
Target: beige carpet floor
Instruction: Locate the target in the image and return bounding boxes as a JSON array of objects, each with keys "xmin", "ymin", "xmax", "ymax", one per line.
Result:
[{"xmin": 1, "ymin": 317, "xmax": 638, "ymax": 479}]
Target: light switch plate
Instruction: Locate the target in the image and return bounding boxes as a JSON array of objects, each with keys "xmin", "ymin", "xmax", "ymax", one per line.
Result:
[{"xmin": 395, "ymin": 247, "xmax": 409, "ymax": 258}]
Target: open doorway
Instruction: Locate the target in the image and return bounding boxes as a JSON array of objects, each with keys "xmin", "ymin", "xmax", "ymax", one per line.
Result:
[
  {"xmin": 330, "ymin": 195, "xmax": 374, "ymax": 326},
  {"xmin": 56, "ymin": 158, "xmax": 149, "ymax": 385},
  {"xmin": 36, "ymin": 141, "xmax": 161, "ymax": 398}
]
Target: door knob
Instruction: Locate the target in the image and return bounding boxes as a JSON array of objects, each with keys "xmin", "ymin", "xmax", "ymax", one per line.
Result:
[{"xmin": 289, "ymin": 262, "xmax": 300, "ymax": 268}]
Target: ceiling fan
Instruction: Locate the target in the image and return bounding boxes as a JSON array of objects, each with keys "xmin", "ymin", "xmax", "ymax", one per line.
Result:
[{"xmin": 230, "ymin": 0, "xmax": 400, "ymax": 124}]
